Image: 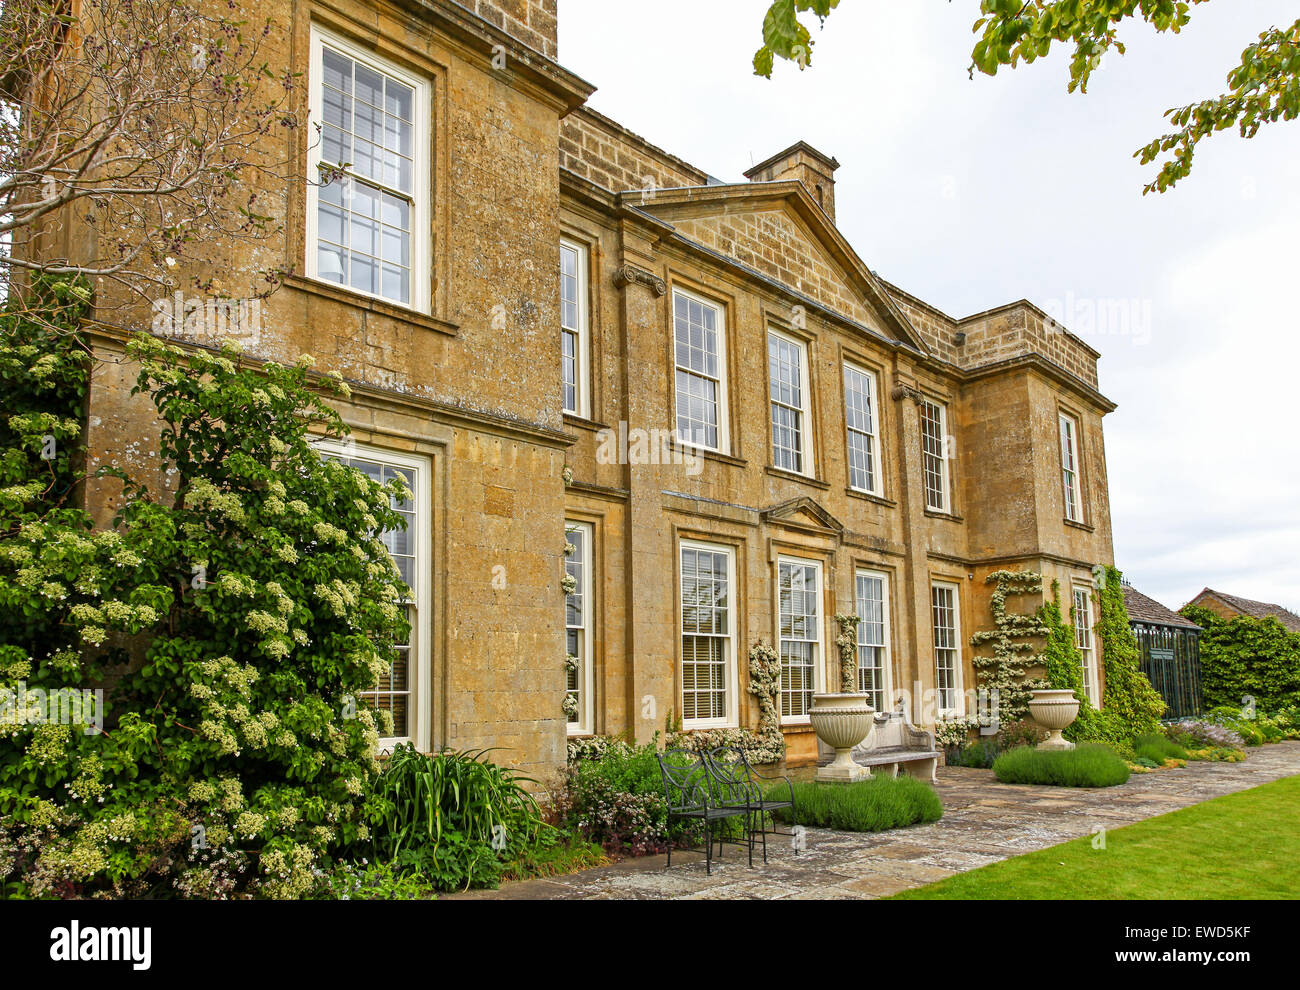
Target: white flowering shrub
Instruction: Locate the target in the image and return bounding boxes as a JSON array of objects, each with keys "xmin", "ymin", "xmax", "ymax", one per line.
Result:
[{"xmin": 1, "ymin": 298, "xmax": 409, "ymax": 897}]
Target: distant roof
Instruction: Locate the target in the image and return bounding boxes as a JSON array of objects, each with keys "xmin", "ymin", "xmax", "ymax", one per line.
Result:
[
  {"xmin": 1189, "ymin": 589, "xmax": 1300, "ymax": 634},
  {"xmin": 1124, "ymin": 585, "xmax": 1201, "ymax": 630}
]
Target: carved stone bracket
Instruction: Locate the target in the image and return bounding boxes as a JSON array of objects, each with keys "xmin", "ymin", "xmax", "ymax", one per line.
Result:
[
  {"xmin": 890, "ymin": 382, "xmax": 923, "ymax": 403},
  {"xmin": 612, "ymin": 264, "xmax": 667, "ymax": 297}
]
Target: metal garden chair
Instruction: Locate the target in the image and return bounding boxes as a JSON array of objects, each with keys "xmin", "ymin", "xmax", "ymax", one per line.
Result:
[
  {"xmin": 705, "ymin": 746, "xmax": 798, "ymax": 862},
  {"xmin": 656, "ymin": 749, "xmax": 753, "ymax": 875}
]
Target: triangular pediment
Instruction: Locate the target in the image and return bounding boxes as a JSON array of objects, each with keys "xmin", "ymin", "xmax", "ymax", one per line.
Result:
[
  {"xmin": 763, "ymin": 497, "xmax": 844, "ymax": 536},
  {"xmin": 627, "ymin": 183, "xmax": 927, "ymax": 354}
]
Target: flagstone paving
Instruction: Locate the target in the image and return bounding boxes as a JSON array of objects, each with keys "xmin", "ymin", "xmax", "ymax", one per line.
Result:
[{"xmin": 447, "ymin": 741, "xmax": 1300, "ymax": 900}]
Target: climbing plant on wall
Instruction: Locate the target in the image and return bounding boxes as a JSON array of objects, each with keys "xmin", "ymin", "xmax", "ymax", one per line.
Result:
[
  {"xmin": 1094, "ymin": 565, "xmax": 1167, "ymax": 741},
  {"xmin": 970, "ymin": 570, "xmax": 1049, "ymax": 726},
  {"xmin": 833, "ymin": 613, "xmax": 859, "ymax": 694},
  {"xmin": 742, "ymin": 642, "xmax": 786, "ymax": 764},
  {"xmin": 1180, "ymin": 605, "xmax": 1300, "ymax": 712},
  {"xmin": 1038, "ymin": 580, "xmax": 1103, "ymax": 742}
]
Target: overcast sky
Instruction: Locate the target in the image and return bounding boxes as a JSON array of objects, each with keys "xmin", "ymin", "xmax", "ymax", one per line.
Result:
[{"xmin": 558, "ymin": 0, "xmax": 1300, "ymax": 616}]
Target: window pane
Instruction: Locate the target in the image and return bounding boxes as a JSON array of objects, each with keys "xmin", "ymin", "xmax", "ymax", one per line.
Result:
[
  {"xmin": 769, "ymin": 333, "xmax": 805, "ymax": 473},
  {"xmin": 565, "ymin": 526, "xmax": 591, "ymax": 727},
  {"xmin": 674, "ymin": 292, "xmax": 723, "ymax": 449},
  {"xmin": 681, "ymin": 546, "xmax": 731, "ymax": 723},
  {"xmin": 845, "ymin": 365, "xmax": 878, "ymax": 492},
  {"xmin": 932, "ymin": 585, "xmax": 959, "ymax": 713},
  {"xmin": 921, "ymin": 400, "xmax": 948, "ymax": 511},
  {"xmin": 322, "ymin": 448, "xmax": 423, "ymax": 742},
  {"xmin": 316, "ymin": 44, "xmax": 416, "ymax": 306},
  {"xmin": 856, "ymin": 574, "xmax": 887, "ymax": 710},
  {"xmin": 779, "ymin": 561, "xmax": 819, "ymax": 719}
]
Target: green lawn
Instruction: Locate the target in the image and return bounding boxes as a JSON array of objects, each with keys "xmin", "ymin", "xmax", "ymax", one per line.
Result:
[{"xmin": 892, "ymin": 774, "xmax": 1300, "ymax": 899}]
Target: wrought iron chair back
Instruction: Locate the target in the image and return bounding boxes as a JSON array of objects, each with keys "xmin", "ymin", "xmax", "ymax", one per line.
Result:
[
  {"xmin": 656, "ymin": 749, "xmax": 711, "ymax": 812},
  {"xmin": 701, "ymin": 748, "xmax": 762, "ymax": 807}
]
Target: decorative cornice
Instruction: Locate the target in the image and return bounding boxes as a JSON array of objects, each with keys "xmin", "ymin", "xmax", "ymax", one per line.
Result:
[{"xmin": 612, "ymin": 264, "xmax": 667, "ymax": 296}]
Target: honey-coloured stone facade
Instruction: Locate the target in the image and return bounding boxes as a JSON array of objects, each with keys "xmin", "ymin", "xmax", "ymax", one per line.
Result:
[{"xmin": 59, "ymin": 0, "xmax": 1118, "ymax": 778}]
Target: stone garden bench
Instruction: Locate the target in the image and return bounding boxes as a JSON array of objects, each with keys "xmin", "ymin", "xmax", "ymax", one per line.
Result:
[{"xmin": 816, "ymin": 704, "xmax": 941, "ymax": 783}]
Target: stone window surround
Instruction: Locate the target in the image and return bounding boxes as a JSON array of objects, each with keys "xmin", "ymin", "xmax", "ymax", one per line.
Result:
[
  {"xmin": 1057, "ymin": 403, "xmax": 1087, "ymax": 526},
  {"xmin": 930, "ymin": 579, "xmax": 964, "ymax": 719},
  {"xmin": 678, "ymin": 538, "xmax": 740, "ymax": 730},
  {"xmin": 560, "ymin": 239, "xmax": 591, "ymax": 419},
  {"xmin": 302, "ymin": 25, "xmax": 431, "ymax": 311},
  {"xmin": 855, "ymin": 567, "xmax": 893, "ymax": 712},
  {"xmin": 843, "ymin": 359, "xmax": 884, "ymax": 499},
  {"xmin": 776, "ymin": 553, "xmax": 826, "ymax": 726},
  {"xmin": 766, "ymin": 326, "xmax": 816, "ymax": 479},
  {"xmin": 670, "ymin": 284, "xmax": 733, "ymax": 457},
  {"xmin": 920, "ymin": 396, "xmax": 952, "ymax": 515},
  {"xmin": 299, "ymin": 18, "xmax": 446, "ymax": 321}
]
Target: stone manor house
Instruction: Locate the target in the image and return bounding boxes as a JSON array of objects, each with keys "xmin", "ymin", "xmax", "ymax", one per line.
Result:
[{"xmin": 78, "ymin": 0, "xmax": 1117, "ymax": 774}]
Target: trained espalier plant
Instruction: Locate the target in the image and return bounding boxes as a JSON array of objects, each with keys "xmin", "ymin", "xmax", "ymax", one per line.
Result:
[
  {"xmin": 1, "ymin": 304, "xmax": 411, "ymax": 898},
  {"xmin": 970, "ymin": 570, "xmax": 1050, "ymax": 727}
]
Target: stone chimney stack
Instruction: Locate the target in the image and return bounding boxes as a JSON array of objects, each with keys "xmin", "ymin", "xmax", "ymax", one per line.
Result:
[
  {"xmin": 469, "ymin": 0, "xmax": 558, "ymax": 60},
  {"xmin": 744, "ymin": 141, "xmax": 840, "ymax": 223}
]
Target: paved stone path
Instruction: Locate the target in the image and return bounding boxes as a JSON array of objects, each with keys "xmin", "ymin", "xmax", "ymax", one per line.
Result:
[{"xmin": 450, "ymin": 741, "xmax": 1300, "ymax": 900}]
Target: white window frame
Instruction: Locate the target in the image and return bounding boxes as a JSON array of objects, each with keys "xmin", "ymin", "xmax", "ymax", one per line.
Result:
[
  {"xmin": 1060, "ymin": 412, "xmax": 1084, "ymax": 523},
  {"xmin": 305, "ymin": 26, "xmax": 432, "ymax": 313},
  {"xmin": 920, "ymin": 399, "xmax": 950, "ymax": 513},
  {"xmin": 1073, "ymin": 586, "xmax": 1099, "ymax": 707},
  {"xmin": 767, "ymin": 328, "xmax": 814, "ymax": 477},
  {"xmin": 855, "ymin": 569, "xmax": 892, "ymax": 712},
  {"xmin": 678, "ymin": 540, "xmax": 739, "ymax": 729},
  {"xmin": 671, "ymin": 287, "xmax": 730, "ymax": 455},
  {"xmin": 565, "ymin": 521, "xmax": 595, "ymax": 735},
  {"xmin": 315, "ymin": 438, "xmax": 432, "ymax": 752},
  {"xmin": 560, "ymin": 239, "xmax": 590, "ymax": 418},
  {"xmin": 844, "ymin": 362, "xmax": 882, "ymax": 496},
  {"xmin": 931, "ymin": 581, "xmax": 964, "ymax": 718},
  {"xmin": 777, "ymin": 556, "xmax": 824, "ymax": 726}
]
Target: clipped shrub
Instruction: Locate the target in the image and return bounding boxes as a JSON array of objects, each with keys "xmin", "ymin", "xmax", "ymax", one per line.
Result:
[
  {"xmin": 992, "ymin": 744, "xmax": 1131, "ymax": 787},
  {"xmin": 1094, "ymin": 568, "xmax": 1167, "ymax": 739},
  {"xmin": 768, "ymin": 777, "xmax": 943, "ymax": 832}
]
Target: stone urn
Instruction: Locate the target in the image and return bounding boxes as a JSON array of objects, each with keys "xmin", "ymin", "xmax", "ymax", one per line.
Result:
[
  {"xmin": 1028, "ymin": 689, "xmax": 1080, "ymax": 751},
  {"xmin": 810, "ymin": 693, "xmax": 874, "ymax": 782}
]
